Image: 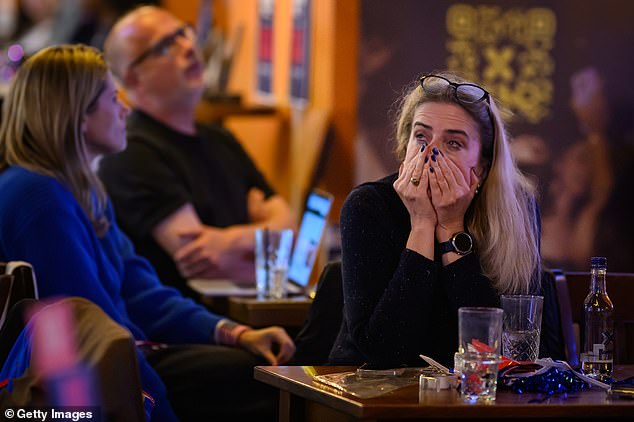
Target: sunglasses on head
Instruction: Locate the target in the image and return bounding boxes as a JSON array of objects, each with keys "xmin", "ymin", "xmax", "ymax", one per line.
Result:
[
  {"xmin": 419, "ymin": 74, "xmax": 490, "ymax": 105},
  {"xmin": 419, "ymin": 74, "xmax": 495, "ymax": 162}
]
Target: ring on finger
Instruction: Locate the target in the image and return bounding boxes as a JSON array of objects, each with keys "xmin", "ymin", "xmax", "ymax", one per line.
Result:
[{"xmin": 410, "ymin": 176, "xmax": 420, "ymax": 186}]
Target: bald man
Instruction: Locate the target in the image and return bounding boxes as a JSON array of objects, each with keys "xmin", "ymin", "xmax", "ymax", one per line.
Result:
[
  {"xmin": 98, "ymin": 6, "xmax": 295, "ymax": 299},
  {"xmin": 97, "ymin": 6, "xmax": 295, "ymax": 421}
]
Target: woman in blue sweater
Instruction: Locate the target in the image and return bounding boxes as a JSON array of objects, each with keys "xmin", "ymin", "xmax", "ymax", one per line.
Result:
[{"xmin": 0, "ymin": 44, "xmax": 294, "ymax": 421}]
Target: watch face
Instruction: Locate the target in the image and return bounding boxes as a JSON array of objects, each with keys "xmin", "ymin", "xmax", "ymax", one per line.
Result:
[{"xmin": 453, "ymin": 233, "xmax": 473, "ymax": 253}]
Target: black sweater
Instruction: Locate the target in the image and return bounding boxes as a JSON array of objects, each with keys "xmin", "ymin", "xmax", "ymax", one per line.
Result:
[{"xmin": 328, "ymin": 174, "xmax": 564, "ymax": 368}]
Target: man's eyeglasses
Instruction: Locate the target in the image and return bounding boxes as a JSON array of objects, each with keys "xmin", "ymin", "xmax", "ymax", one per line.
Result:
[
  {"xmin": 419, "ymin": 74, "xmax": 490, "ymax": 105},
  {"xmin": 128, "ymin": 24, "xmax": 196, "ymax": 70}
]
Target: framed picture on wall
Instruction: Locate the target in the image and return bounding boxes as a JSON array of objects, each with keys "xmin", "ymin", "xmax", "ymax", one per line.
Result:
[
  {"xmin": 256, "ymin": 0, "xmax": 275, "ymax": 99},
  {"xmin": 290, "ymin": 0, "xmax": 311, "ymax": 106}
]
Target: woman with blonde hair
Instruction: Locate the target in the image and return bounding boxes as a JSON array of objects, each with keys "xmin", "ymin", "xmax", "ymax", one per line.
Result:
[
  {"xmin": 0, "ymin": 44, "xmax": 294, "ymax": 421},
  {"xmin": 329, "ymin": 72, "xmax": 562, "ymax": 367}
]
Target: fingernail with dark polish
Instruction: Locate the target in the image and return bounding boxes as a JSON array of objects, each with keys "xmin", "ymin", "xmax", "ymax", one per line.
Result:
[
  {"xmin": 420, "ymin": 145, "xmax": 425, "ymax": 152},
  {"xmin": 431, "ymin": 154, "xmax": 436, "ymax": 162},
  {"xmin": 432, "ymin": 147, "xmax": 439, "ymax": 155},
  {"xmin": 429, "ymin": 166, "xmax": 434, "ymax": 173},
  {"xmin": 439, "ymin": 150, "xmax": 444, "ymax": 157},
  {"xmin": 424, "ymin": 156, "xmax": 428, "ymax": 164}
]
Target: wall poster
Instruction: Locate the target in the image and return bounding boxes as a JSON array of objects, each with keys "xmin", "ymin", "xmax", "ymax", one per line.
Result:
[
  {"xmin": 256, "ymin": 0, "xmax": 275, "ymax": 97},
  {"xmin": 290, "ymin": 0, "xmax": 311, "ymax": 104}
]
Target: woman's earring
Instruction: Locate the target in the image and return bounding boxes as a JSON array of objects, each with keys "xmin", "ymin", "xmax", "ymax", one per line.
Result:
[{"xmin": 475, "ymin": 183, "xmax": 481, "ymax": 195}]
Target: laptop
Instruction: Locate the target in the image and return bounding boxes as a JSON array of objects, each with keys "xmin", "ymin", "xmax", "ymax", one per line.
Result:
[{"xmin": 188, "ymin": 189, "xmax": 334, "ymax": 297}]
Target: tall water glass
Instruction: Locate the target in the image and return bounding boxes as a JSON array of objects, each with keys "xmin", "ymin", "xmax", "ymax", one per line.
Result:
[
  {"xmin": 255, "ymin": 228, "xmax": 293, "ymax": 299},
  {"xmin": 457, "ymin": 307, "xmax": 503, "ymax": 403}
]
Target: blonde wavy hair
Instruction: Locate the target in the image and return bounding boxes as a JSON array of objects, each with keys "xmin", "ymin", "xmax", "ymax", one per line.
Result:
[
  {"xmin": 0, "ymin": 44, "xmax": 110, "ymax": 235},
  {"xmin": 394, "ymin": 72, "xmax": 541, "ymax": 294}
]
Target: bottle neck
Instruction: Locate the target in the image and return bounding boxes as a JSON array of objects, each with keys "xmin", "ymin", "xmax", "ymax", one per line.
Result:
[{"xmin": 590, "ymin": 267, "xmax": 607, "ymax": 294}]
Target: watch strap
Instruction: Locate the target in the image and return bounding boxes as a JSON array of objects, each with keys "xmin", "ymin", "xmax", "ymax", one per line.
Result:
[
  {"xmin": 438, "ymin": 239, "xmax": 457, "ymax": 254},
  {"xmin": 437, "ymin": 232, "xmax": 473, "ymax": 256}
]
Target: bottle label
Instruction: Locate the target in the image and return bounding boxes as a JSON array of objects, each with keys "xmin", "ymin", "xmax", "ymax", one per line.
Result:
[
  {"xmin": 591, "ymin": 343, "xmax": 613, "ymax": 362},
  {"xmin": 592, "ymin": 343, "xmax": 604, "ymax": 356},
  {"xmin": 602, "ymin": 329, "xmax": 615, "ymax": 347}
]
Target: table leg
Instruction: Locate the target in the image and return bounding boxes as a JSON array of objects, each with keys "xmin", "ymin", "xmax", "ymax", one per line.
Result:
[{"xmin": 278, "ymin": 390, "xmax": 305, "ymax": 422}]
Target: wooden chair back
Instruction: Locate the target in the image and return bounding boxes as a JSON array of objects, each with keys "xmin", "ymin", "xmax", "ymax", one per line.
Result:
[{"xmin": 547, "ymin": 269, "xmax": 578, "ymax": 367}]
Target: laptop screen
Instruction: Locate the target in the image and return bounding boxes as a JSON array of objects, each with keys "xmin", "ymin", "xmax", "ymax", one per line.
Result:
[{"xmin": 287, "ymin": 190, "xmax": 333, "ymax": 288}]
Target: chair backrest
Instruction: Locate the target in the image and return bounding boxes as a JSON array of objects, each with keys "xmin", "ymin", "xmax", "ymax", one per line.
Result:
[
  {"xmin": 557, "ymin": 271, "xmax": 634, "ymax": 365},
  {"xmin": 546, "ymin": 269, "xmax": 579, "ymax": 367},
  {"xmin": 0, "ymin": 274, "xmax": 14, "ymax": 331},
  {"xmin": 1, "ymin": 262, "xmax": 40, "ymax": 373},
  {"xmin": 0, "ymin": 298, "xmax": 38, "ymax": 371},
  {"xmin": 0, "ymin": 262, "xmax": 39, "ymax": 329},
  {"xmin": 2, "ymin": 297, "xmax": 146, "ymax": 421},
  {"xmin": 292, "ymin": 261, "xmax": 343, "ymax": 365}
]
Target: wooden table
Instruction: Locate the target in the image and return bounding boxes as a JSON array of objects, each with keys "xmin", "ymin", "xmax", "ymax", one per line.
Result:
[
  {"xmin": 255, "ymin": 365, "xmax": 634, "ymax": 421},
  {"xmin": 189, "ymin": 281, "xmax": 312, "ymax": 328},
  {"xmin": 228, "ymin": 296, "xmax": 312, "ymax": 327},
  {"xmin": 197, "ymin": 295, "xmax": 312, "ymax": 328}
]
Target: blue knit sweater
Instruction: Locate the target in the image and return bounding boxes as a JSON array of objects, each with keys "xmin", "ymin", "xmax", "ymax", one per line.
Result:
[{"xmin": 0, "ymin": 166, "xmax": 221, "ymax": 411}]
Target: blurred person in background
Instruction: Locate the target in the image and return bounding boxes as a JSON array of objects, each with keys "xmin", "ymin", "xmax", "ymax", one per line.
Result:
[
  {"xmin": 71, "ymin": 0, "xmax": 158, "ymax": 50},
  {"xmin": 0, "ymin": 0, "xmax": 78, "ymax": 55},
  {"xmin": 98, "ymin": 6, "xmax": 295, "ymax": 299},
  {"xmin": 541, "ymin": 67, "xmax": 613, "ymax": 270},
  {"xmin": 0, "ymin": 43, "xmax": 294, "ymax": 422}
]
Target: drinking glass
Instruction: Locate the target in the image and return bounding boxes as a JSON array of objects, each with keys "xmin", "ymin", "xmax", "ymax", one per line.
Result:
[
  {"xmin": 457, "ymin": 307, "xmax": 503, "ymax": 402},
  {"xmin": 500, "ymin": 295, "xmax": 543, "ymax": 362},
  {"xmin": 255, "ymin": 228, "xmax": 293, "ymax": 299}
]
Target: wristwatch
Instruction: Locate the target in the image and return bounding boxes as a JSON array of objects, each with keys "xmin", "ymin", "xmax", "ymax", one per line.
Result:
[{"xmin": 438, "ymin": 232, "xmax": 473, "ymax": 255}]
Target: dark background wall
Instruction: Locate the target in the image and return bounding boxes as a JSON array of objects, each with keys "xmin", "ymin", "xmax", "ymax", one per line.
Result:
[{"xmin": 357, "ymin": 0, "xmax": 634, "ymax": 271}]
